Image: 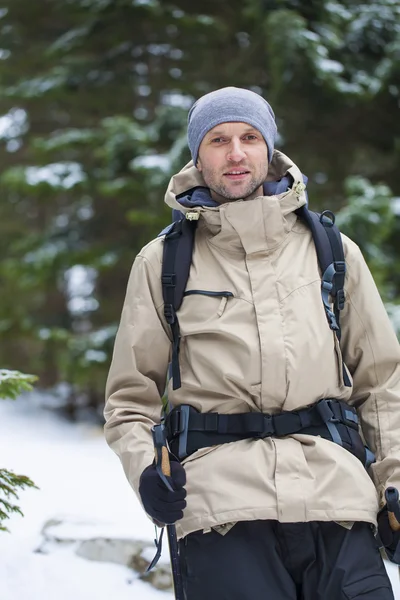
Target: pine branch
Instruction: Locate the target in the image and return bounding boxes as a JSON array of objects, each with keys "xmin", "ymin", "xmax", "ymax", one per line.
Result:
[
  {"xmin": 0, "ymin": 468, "xmax": 38, "ymax": 532},
  {"xmin": 0, "ymin": 370, "xmax": 37, "ymax": 400},
  {"xmin": 0, "ymin": 368, "xmax": 38, "ymax": 532}
]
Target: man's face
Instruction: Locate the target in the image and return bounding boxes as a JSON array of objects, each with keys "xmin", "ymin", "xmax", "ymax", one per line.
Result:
[{"xmin": 196, "ymin": 122, "xmax": 269, "ymax": 203}]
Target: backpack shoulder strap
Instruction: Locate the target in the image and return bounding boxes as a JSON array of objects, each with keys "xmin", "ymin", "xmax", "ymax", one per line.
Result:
[
  {"xmin": 296, "ymin": 205, "xmax": 351, "ymax": 387},
  {"xmin": 161, "ymin": 216, "xmax": 197, "ymax": 390}
]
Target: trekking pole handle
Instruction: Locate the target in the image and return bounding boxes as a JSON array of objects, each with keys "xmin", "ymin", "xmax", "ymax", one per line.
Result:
[
  {"xmin": 152, "ymin": 423, "xmax": 174, "ymax": 492},
  {"xmin": 151, "ymin": 423, "xmax": 185, "ymax": 600},
  {"xmin": 385, "ymin": 487, "xmax": 400, "ymax": 532}
]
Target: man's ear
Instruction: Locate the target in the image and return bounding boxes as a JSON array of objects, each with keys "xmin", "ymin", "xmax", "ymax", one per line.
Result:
[{"xmin": 196, "ymin": 157, "xmax": 202, "ymax": 172}]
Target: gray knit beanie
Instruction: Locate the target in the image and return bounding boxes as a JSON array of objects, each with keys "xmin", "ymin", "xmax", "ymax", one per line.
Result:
[{"xmin": 187, "ymin": 87, "xmax": 277, "ymax": 164}]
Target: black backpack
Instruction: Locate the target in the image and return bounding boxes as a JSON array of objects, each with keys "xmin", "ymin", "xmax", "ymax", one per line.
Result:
[{"xmin": 160, "ymin": 199, "xmax": 350, "ymax": 391}]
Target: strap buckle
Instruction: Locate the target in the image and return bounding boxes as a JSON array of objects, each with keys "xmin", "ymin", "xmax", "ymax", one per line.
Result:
[
  {"xmin": 316, "ymin": 399, "xmax": 340, "ymax": 424},
  {"xmin": 334, "ymin": 261, "xmax": 346, "ymax": 274},
  {"xmin": 335, "ymin": 289, "xmax": 345, "ymax": 311},
  {"xmin": 258, "ymin": 414, "xmax": 274, "ymax": 438},
  {"xmin": 162, "ymin": 274, "xmax": 176, "ymax": 287},
  {"xmin": 340, "ymin": 405, "xmax": 359, "ymax": 430},
  {"xmin": 165, "ymin": 405, "xmax": 193, "ymax": 460},
  {"xmin": 164, "ymin": 303, "xmax": 176, "ymax": 325},
  {"xmin": 322, "ymin": 280, "xmax": 333, "ymax": 293},
  {"xmin": 167, "ymin": 409, "xmax": 184, "ymax": 438}
]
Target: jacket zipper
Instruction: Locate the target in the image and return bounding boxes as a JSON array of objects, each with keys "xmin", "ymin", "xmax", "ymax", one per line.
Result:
[
  {"xmin": 183, "ymin": 290, "xmax": 234, "ymax": 298},
  {"xmin": 183, "ymin": 290, "xmax": 234, "ymax": 317}
]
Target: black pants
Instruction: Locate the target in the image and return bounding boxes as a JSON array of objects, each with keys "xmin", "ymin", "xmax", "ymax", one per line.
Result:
[{"xmin": 179, "ymin": 520, "xmax": 394, "ymax": 600}]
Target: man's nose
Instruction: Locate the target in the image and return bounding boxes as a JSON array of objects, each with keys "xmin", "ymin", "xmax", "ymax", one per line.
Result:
[{"xmin": 227, "ymin": 139, "xmax": 246, "ymax": 162}]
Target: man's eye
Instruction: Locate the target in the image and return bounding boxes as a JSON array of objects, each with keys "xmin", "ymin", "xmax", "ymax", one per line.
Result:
[
  {"xmin": 244, "ymin": 134, "xmax": 257, "ymax": 140},
  {"xmin": 211, "ymin": 137, "xmax": 224, "ymax": 143}
]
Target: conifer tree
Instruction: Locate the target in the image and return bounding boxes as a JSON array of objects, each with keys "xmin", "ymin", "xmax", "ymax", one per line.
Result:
[
  {"xmin": 0, "ymin": 369, "xmax": 37, "ymax": 532},
  {"xmin": 0, "ymin": 0, "xmax": 398, "ymax": 414}
]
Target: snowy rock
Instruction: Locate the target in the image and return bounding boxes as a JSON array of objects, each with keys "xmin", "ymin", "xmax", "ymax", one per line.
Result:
[
  {"xmin": 36, "ymin": 518, "xmax": 173, "ymax": 592},
  {"xmin": 76, "ymin": 537, "xmax": 148, "ymax": 566}
]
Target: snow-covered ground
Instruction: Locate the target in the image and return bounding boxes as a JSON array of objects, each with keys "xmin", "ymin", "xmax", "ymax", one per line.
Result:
[
  {"xmin": 0, "ymin": 394, "xmax": 173, "ymax": 600},
  {"xmin": 1, "ymin": 394, "xmax": 399, "ymax": 599}
]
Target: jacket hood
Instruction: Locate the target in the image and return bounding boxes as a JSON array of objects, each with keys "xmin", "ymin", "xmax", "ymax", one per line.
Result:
[{"xmin": 164, "ymin": 149, "xmax": 308, "ymax": 213}]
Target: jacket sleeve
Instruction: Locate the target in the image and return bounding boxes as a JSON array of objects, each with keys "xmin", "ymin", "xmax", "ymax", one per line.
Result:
[
  {"xmin": 341, "ymin": 237, "xmax": 400, "ymax": 506},
  {"xmin": 104, "ymin": 249, "xmax": 170, "ymax": 497}
]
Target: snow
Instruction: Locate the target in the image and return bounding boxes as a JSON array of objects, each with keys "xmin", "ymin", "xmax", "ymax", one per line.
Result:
[
  {"xmin": 1, "ymin": 394, "xmax": 399, "ymax": 598},
  {"xmin": 64, "ymin": 264, "xmax": 98, "ymax": 315},
  {"xmin": 131, "ymin": 154, "xmax": 172, "ymax": 172},
  {"xmin": 133, "ymin": 0, "xmax": 159, "ymax": 6},
  {"xmin": 161, "ymin": 92, "xmax": 193, "ymax": 109},
  {"xmin": 0, "ymin": 395, "xmax": 173, "ymax": 600},
  {"xmin": 0, "ymin": 369, "xmax": 22, "ymax": 382},
  {"xmin": 0, "ymin": 369, "xmax": 35, "ymax": 386},
  {"xmin": 392, "ymin": 197, "xmax": 400, "ymax": 215},
  {"xmin": 25, "ymin": 162, "xmax": 86, "ymax": 189},
  {"xmin": 0, "ymin": 108, "xmax": 27, "ymax": 139},
  {"xmin": 316, "ymin": 58, "xmax": 344, "ymax": 74}
]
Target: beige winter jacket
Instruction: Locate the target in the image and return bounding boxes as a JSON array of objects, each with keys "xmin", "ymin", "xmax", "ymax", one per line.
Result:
[{"xmin": 104, "ymin": 150, "xmax": 400, "ymax": 540}]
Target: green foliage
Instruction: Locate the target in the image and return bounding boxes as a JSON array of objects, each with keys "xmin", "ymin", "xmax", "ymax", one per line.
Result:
[
  {"xmin": 0, "ymin": 370, "xmax": 37, "ymax": 400},
  {"xmin": 0, "ymin": 0, "xmax": 398, "ymax": 415},
  {"xmin": 337, "ymin": 176, "xmax": 398, "ymax": 303},
  {"xmin": 337, "ymin": 176, "xmax": 400, "ymax": 335},
  {"xmin": 0, "ymin": 369, "xmax": 37, "ymax": 532},
  {"xmin": 0, "ymin": 469, "xmax": 37, "ymax": 532}
]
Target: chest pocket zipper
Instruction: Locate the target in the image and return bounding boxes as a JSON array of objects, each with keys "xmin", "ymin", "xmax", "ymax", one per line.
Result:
[{"xmin": 183, "ymin": 290, "xmax": 234, "ymax": 318}]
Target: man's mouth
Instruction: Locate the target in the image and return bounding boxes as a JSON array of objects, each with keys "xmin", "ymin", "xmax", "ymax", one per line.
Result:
[{"xmin": 224, "ymin": 170, "xmax": 250, "ymax": 181}]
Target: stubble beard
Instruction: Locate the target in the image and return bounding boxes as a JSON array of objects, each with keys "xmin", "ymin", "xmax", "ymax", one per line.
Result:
[{"xmin": 203, "ymin": 165, "xmax": 268, "ymax": 203}]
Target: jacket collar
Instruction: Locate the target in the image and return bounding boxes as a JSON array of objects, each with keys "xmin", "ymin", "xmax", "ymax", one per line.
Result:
[{"xmin": 164, "ymin": 150, "xmax": 307, "ymax": 255}]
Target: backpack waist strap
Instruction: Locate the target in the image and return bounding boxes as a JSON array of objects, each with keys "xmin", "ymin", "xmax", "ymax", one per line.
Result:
[{"xmin": 165, "ymin": 399, "xmax": 375, "ymax": 469}]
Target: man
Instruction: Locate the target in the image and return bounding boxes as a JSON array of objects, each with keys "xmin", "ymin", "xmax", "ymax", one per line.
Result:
[{"xmin": 104, "ymin": 87, "xmax": 400, "ymax": 599}]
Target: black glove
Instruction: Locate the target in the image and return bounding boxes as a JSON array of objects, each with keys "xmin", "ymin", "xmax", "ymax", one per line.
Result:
[
  {"xmin": 377, "ymin": 505, "xmax": 400, "ymax": 563},
  {"xmin": 139, "ymin": 461, "xmax": 187, "ymax": 525}
]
